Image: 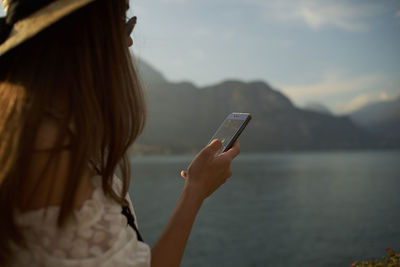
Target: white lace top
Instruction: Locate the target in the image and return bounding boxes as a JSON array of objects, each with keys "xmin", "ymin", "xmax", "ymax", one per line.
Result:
[{"xmin": 10, "ymin": 175, "xmax": 151, "ymax": 267}]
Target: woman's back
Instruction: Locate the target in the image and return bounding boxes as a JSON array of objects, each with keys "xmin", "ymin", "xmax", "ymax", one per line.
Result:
[{"xmin": 12, "ymin": 174, "xmax": 151, "ymax": 267}]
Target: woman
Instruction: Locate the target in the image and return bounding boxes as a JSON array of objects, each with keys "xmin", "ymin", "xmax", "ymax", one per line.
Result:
[{"xmin": 0, "ymin": 0, "xmax": 240, "ymax": 266}]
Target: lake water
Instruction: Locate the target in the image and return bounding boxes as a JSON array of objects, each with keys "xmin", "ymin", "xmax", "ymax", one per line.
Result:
[{"xmin": 128, "ymin": 150, "xmax": 400, "ymax": 267}]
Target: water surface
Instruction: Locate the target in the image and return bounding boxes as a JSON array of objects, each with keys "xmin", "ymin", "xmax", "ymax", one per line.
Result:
[{"xmin": 129, "ymin": 150, "xmax": 400, "ymax": 267}]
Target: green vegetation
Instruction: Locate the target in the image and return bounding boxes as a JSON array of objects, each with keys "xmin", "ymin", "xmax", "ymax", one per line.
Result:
[{"xmin": 351, "ymin": 248, "xmax": 400, "ymax": 267}]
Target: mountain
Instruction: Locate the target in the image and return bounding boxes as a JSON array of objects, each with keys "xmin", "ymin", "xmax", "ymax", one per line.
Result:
[
  {"xmin": 132, "ymin": 59, "xmax": 377, "ymax": 154},
  {"xmin": 303, "ymin": 102, "xmax": 332, "ymax": 115},
  {"xmin": 135, "ymin": 58, "xmax": 167, "ymax": 85},
  {"xmin": 350, "ymin": 97, "xmax": 400, "ymax": 147}
]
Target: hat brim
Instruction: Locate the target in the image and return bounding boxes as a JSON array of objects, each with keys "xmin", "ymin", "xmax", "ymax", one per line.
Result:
[{"xmin": 0, "ymin": 0, "xmax": 96, "ymax": 57}]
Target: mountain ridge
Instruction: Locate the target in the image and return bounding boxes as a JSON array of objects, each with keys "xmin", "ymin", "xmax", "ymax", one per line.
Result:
[
  {"xmin": 132, "ymin": 58, "xmax": 390, "ymax": 155},
  {"xmin": 350, "ymin": 97, "xmax": 400, "ymax": 148}
]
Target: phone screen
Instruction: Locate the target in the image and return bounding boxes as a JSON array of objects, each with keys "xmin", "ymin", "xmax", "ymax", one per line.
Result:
[
  {"xmin": 209, "ymin": 113, "xmax": 251, "ymax": 154},
  {"xmin": 212, "ymin": 119, "xmax": 244, "ymax": 152}
]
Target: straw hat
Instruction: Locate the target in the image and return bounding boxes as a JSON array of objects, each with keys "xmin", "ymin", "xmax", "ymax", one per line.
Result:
[{"xmin": 0, "ymin": 0, "xmax": 96, "ymax": 57}]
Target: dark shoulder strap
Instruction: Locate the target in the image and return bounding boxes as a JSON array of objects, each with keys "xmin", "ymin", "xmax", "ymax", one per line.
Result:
[{"xmin": 121, "ymin": 206, "xmax": 144, "ymax": 242}]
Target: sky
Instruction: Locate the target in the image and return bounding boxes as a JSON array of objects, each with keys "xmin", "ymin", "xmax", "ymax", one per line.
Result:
[
  {"xmin": 2, "ymin": 0, "xmax": 400, "ymax": 114},
  {"xmin": 128, "ymin": 0, "xmax": 400, "ymax": 114}
]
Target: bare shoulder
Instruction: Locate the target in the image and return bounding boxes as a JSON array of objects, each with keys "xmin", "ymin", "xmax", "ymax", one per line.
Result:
[
  {"xmin": 21, "ymin": 118, "xmax": 93, "ymax": 210},
  {"xmin": 33, "ymin": 116, "xmax": 72, "ymax": 151},
  {"xmin": 29, "ymin": 117, "xmax": 73, "ymax": 178}
]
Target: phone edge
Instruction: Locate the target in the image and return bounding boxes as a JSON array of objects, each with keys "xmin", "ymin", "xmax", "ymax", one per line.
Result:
[{"xmin": 222, "ymin": 114, "xmax": 252, "ymax": 152}]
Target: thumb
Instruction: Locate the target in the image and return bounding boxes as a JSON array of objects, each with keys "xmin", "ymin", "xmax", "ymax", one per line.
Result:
[{"xmin": 180, "ymin": 170, "xmax": 187, "ymax": 179}]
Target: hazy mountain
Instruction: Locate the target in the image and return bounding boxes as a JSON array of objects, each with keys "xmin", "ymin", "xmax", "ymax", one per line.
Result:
[
  {"xmin": 136, "ymin": 58, "xmax": 167, "ymax": 85},
  {"xmin": 350, "ymin": 97, "xmax": 400, "ymax": 147},
  {"xmin": 132, "ymin": 59, "xmax": 377, "ymax": 154},
  {"xmin": 350, "ymin": 97, "xmax": 400, "ymax": 126},
  {"xmin": 303, "ymin": 102, "xmax": 332, "ymax": 115}
]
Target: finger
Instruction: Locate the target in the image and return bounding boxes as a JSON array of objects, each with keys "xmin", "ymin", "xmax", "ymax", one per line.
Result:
[
  {"xmin": 180, "ymin": 170, "xmax": 187, "ymax": 179},
  {"xmin": 222, "ymin": 141, "xmax": 240, "ymax": 160},
  {"xmin": 202, "ymin": 139, "xmax": 222, "ymax": 158}
]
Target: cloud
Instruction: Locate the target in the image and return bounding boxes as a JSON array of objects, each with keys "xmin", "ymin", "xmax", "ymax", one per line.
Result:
[
  {"xmin": 333, "ymin": 91, "xmax": 394, "ymax": 114},
  {"xmin": 191, "ymin": 28, "xmax": 213, "ymax": 39},
  {"xmin": 190, "ymin": 48, "xmax": 206, "ymax": 61},
  {"xmin": 222, "ymin": 30, "xmax": 236, "ymax": 41},
  {"xmin": 280, "ymin": 70, "xmax": 400, "ymax": 114},
  {"xmin": 281, "ymin": 72, "xmax": 386, "ymax": 101},
  {"xmin": 246, "ymin": 0, "xmax": 382, "ymax": 32},
  {"xmin": 160, "ymin": 0, "xmax": 188, "ymax": 3}
]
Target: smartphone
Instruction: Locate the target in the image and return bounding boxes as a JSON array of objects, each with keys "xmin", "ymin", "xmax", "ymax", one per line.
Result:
[{"xmin": 208, "ymin": 113, "xmax": 252, "ymax": 154}]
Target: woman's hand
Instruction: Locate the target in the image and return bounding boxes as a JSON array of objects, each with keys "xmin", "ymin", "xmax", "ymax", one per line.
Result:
[
  {"xmin": 180, "ymin": 139, "xmax": 240, "ymax": 201},
  {"xmin": 151, "ymin": 139, "xmax": 240, "ymax": 267}
]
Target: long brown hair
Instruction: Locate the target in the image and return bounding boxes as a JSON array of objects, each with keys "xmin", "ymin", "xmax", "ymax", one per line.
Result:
[{"xmin": 0, "ymin": 0, "xmax": 146, "ymax": 263}]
